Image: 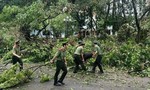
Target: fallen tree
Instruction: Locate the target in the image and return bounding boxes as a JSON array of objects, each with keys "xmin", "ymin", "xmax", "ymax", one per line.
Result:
[{"xmin": 0, "ymin": 63, "xmax": 51, "ymax": 89}]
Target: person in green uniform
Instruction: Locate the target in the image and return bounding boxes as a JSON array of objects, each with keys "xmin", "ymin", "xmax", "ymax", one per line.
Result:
[
  {"xmin": 91, "ymin": 41, "xmax": 104, "ymax": 73},
  {"xmin": 73, "ymin": 41, "xmax": 86, "ymax": 73},
  {"xmin": 50, "ymin": 42, "xmax": 68, "ymax": 86},
  {"xmin": 12, "ymin": 40, "xmax": 23, "ymax": 71}
]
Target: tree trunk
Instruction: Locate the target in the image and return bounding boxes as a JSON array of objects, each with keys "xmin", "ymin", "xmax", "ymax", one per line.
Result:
[
  {"xmin": 132, "ymin": 0, "xmax": 141, "ymax": 43},
  {"xmin": 104, "ymin": 2, "xmax": 110, "ymax": 29},
  {"xmin": 121, "ymin": 0, "xmax": 126, "ymax": 21},
  {"xmin": 112, "ymin": 0, "xmax": 116, "ymax": 34}
]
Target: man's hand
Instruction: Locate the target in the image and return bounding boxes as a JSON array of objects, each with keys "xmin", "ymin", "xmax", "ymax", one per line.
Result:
[
  {"xmin": 18, "ymin": 55, "xmax": 21, "ymax": 58},
  {"xmin": 82, "ymin": 59, "xmax": 84, "ymax": 62},
  {"xmin": 92, "ymin": 53, "xmax": 96, "ymax": 58},
  {"xmin": 50, "ymin": 60, "xmax": 54, "ymax": 64},
  {"xmin": 65, "ymin": 62, "xmax": 67, "ymax": 66},
  {"xmin": 92, "ymin": 55, "xmax": 95, "ymax": 58}
]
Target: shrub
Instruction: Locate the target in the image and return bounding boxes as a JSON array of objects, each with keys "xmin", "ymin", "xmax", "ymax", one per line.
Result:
[{"xmin": 103, "ymin": 40, "xmax": 150, "ymax": 75}]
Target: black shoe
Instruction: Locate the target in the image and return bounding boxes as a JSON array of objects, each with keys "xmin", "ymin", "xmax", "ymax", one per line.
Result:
[
  {"xmin": 54, "ymin": 83, "xmax": 62, "ymax": 86},
  {"xmin": 73, "ymin": 71, "xmax": 77, "ymax": 73},
  {"xmin": 89, "ymin": 70, "xmax": 95, "ymax": 73},
  {"xmin": 58, "ymin": 81, "xmax": 65, "ymax": 85},
  {"xmin": 98, "ymin": 71, "xmax": 104, "ymax": 74}
]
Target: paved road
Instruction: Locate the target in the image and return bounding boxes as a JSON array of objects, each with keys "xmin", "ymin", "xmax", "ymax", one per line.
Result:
[{"xmin": 1, "ymin": 63, "xmax": 150, "ymax": 90}]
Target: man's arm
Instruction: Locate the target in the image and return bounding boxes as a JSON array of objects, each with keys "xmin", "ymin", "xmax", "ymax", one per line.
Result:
[
  {"xmin": 50, "ymin": 55, "xmax": 57, "ymax": 63},
  {"xmin": 64, "ymin": 57, "xmax": 67, "ymax": 65},
  {"xmin": 81, "ymin": 48, "xmax": 84, "ymax": 62},
  {"xmin": 50, "ymin": 51, "xmax": 59, "ymax": 63},
  {"xmin": 12, "ymin": 48, "xmax": 21, "ymax": 58},
  {"xmin": 92, "ymin": 51, "xmax": 97, "ymax": 58},
  {"xmin": 81, "ymin": 53, "xmax": 84, "ymax": 60}
]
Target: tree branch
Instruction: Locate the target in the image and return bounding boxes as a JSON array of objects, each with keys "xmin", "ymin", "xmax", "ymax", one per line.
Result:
[{"xmin": 139, "ymin": 6, "xmax": 150, "ymax": 21}]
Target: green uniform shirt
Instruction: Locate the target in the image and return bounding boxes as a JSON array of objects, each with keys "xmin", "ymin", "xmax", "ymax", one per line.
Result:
[
  {"xmin": 74, "ymin": 46, "xmax": 83, "ymax": 55},
  {"xmin": 12, "ymin": 47, "xmax": 21, "ymax": 56},
  {"xmin": 93, "ymin": 45, "xmax": 102, "ymax": 55},
  {"xmin": 55, "ymin": 50, "xmax": 66, "ymax": 61}
]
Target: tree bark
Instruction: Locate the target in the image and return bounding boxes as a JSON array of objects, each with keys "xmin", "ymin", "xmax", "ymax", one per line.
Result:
[
  {"xmin": 112, "ymin": 0, "xmax": 116, "ymax": 34},
  {"xmin": 132, "ymin": 0, "xmax": 141, "ymax": 43},
  {"xmin": 104, "ymin": 2, "xmax": 110, "ymax": 29},
  {"xmin": 121, "ymin": 0, "xmax": 126, "ymax": 20}
]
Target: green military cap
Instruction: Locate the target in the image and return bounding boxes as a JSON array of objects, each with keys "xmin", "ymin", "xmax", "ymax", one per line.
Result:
[
  {"xmin": 15, "ymin": 40, "xmax": 20, "ymax": 44},
  {"xmin": 93, "ymin": 41, "xmax": 99, "ymax": 45},
  {"xmin": 78, "ymin": 40, "xmax": 82, "ymax": 44},
  {"xmin": 80, "ymin": 42, "xmax": 85, "ymax": 45}
]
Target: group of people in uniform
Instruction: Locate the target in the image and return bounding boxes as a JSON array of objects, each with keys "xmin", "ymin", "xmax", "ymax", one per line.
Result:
[
  {"xmin": 12, "ymin": 40, "xmax": 104, "ymax": 86},
  {"xmin": 50, "ymin": 40, "xmax": 104, "ymax": 86}
]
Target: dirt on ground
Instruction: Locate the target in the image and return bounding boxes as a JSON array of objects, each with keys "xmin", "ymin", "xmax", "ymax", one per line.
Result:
[{"xmin": 0, "ymin": 63, "xmax": 150, "ymax": 90}]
